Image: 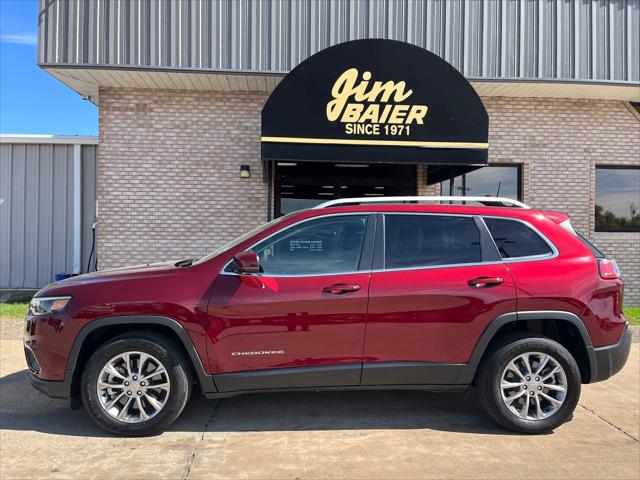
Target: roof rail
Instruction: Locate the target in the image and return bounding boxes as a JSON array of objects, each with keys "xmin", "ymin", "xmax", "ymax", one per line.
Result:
[{"xmin": 313, "ymin": 196, "xmax": 530, "ymax": 209}]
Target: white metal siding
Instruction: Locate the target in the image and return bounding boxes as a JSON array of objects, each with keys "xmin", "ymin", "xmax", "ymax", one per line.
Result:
[
  {"xmin": 38, "ymin": 0, "xmax": 640, "ymax": 84},
  {"xmin": 0, "ymin": 142, "xmax": 98, "ymax": 289}
]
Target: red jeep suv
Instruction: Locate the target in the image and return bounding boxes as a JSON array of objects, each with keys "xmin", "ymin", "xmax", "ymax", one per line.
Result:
[{"xmin": 24, "ymin": 197, "xmax": 631, "ymax": 436}]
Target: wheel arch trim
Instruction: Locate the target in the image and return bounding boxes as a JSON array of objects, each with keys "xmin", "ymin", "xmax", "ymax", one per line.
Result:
[
  {"xmin": 456, "ymin": 310, "xmax": 595, "ymax": 384},
  {"xmin": 67, "ymin": 315, "xmax": 217, "ymax": 393}
]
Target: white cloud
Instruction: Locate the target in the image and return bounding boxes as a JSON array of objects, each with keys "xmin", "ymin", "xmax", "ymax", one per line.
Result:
[{"xmin": 1, "ymin": 33, "xmax": 37, "ymax": 45}]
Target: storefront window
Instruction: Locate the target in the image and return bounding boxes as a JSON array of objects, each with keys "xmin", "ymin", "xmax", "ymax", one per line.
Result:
[
  {"xmin": 595, "ymin": 166, "xmax": 640, "ymax": 232},
  {"xmin": 440, "ymin": 164, "xmax": 521, "ymax": 200}
]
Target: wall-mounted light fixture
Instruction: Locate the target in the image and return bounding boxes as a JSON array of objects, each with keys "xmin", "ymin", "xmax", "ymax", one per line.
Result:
[{"xmin": 240, "ymin": 164, "xmax": 250, "ymax": 178}]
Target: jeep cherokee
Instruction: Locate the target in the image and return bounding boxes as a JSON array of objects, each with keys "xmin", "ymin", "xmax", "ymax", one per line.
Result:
[{"xmin": 24, "ymin": 197, "xmax": 631, "ymax": 436}]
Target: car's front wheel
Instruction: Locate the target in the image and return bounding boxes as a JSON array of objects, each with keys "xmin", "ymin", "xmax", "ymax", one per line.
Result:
[
  {"xmin": 81, "ymin": 331, "xmax": 192, "ymax": 436},
  {"xmin": 477, "ymin": 334, "xmax": 581, "ymax": 434}
]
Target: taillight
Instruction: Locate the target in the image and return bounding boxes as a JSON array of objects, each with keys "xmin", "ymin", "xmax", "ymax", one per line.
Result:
[{"xmin": 598, "ymin": 259, "xmax": 621, "ymax": 280}]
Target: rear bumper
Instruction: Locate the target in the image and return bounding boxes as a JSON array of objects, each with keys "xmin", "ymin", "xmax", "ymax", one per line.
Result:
[
  {"xmin": 588, "ymin": 323, "xmax": 632, "ymax": 383},
  {"xmin": 26, "ymin": 371, "xmax": 71, "ymax": 399}
]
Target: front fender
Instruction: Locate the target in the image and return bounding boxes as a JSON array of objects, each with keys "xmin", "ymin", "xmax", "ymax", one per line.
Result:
[{"xmin": 66, "ymin": 315, "xmax": 217, "ymax": 395}]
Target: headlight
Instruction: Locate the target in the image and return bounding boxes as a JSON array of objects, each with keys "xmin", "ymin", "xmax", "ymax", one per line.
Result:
[{"xmin": 29, "ymin": 296, "xmax": 72, "ymax": 316}]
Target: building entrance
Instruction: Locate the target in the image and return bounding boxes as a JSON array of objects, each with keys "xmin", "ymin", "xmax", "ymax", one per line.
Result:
[{"xmin": 273, "ymin": 162, "xmax": 417, "ymax": 216}]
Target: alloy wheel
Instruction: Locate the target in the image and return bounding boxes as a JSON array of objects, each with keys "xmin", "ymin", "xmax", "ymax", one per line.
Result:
[
  {"xmin": 499, "ymin": 351, "xmax": 568, "ymax": 421},
  {"xmin": 96, "ymin": 351, "xmax": 171, "ymax": 423}
]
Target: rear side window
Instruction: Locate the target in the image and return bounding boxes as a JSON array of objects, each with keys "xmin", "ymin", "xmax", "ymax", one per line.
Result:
[
  {"xmin": 484, "ymin": 218, "xmax": 552, "ymax": 259},
  {"xmin": 384, "ymin": 215, "xmax": 482, "ymax": 269}
]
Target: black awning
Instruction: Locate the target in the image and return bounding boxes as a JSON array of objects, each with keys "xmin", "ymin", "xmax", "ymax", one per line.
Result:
[{"xmin": 262, "ymin": 39, "xmax": 488, "ymax": 166}]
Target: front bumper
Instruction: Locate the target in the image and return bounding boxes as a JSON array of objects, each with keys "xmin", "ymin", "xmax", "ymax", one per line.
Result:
[
  {"xmin": 26, "ymin": 371, "xmax": 71, "ymax": 399},
  {"xmin": 23, "ymin": 310, "xmax": 77, "ymax": 401},
  {"xmin": 589, "ymin": 323, "xmax": 632, "ymax": 383}
]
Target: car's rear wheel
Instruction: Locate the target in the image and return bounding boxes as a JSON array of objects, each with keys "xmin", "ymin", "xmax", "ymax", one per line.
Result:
[
  {"xmin": 477, "ymin": 334, "xmax": 581, "ymax": 434},
  {"xmin": 81, "ymin": 332, "xmax": 192, "ymax": 436}
]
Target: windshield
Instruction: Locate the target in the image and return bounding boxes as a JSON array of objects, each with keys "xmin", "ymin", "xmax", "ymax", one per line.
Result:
[{"xmin": 192, "ymin": 212, "xmax": 299, "ymax": 265}]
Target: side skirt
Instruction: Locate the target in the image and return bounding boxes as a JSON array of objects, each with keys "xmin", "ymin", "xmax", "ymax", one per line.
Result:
[
  {"xmin": 361, "ymin": 362, "xmax": 462, "ymax": 386},
  {"xmin": 212, "ymin": 361, "xmax": 464, "ymax": 394},
  {"xmin": 203, "ymin": 383, "xmax": 469, "ymax": 400},
  {"xmin": 213, "ymin": 363, "xmax": 361, "ymax": 393}
]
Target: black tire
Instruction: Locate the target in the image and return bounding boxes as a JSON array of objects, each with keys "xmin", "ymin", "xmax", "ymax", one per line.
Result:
[
  {"xmin": 476, "ymin": 333, "xmax": 581, "ymax": 434},
  {"xmin": 81, "ymin": 331, "xmax": 192, "ymax": 436}
]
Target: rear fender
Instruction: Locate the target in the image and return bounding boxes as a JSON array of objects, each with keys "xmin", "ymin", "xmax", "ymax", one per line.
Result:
[{"xmin": 457, "ymin": 310, "xmax": 595, "ymax": 384}]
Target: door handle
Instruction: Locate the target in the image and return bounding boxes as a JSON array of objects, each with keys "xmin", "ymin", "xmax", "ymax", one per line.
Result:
[
  {"xmin": 322, "ymin": 284, "xmax": 361, "ymax": 295},
  {"xmin": 467, "ymin": 276, "xmax": 504, "ymax": 288}
]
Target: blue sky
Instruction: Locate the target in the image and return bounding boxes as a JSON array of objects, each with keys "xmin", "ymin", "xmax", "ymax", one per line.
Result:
[{"xmin": 0, "ymin": 0, "xmax": 97, "ymax": 135}]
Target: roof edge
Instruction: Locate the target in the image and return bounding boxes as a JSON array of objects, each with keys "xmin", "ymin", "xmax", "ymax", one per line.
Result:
[
  {"xmin": 40, "ymin": 66, "xmax": 640, "ymax": 103},
  {"xmin": 0, "ymin": 134, "xmax": 98, "ymax": 145},
  {"xmin": 38, "ymin": 62, "xmax": 640, "ymax": 87}
]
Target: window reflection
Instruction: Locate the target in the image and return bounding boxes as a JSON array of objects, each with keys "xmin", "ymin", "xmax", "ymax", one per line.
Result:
[
  {"xmin": 595, "ymin": 167, "xmax": 640, "ymax": 232},
  {"xmin": 441, "ymin": 165, "xmax": 521, "ymax": 200}
]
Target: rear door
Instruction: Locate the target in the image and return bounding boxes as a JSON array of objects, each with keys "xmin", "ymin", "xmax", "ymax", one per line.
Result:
[
  {"xmin": 480, "ymin": 216, "xmax": 564, "ymax": 313},
  {"xmin": 362, "ymin": 213, "xmax": 516, "ymax": 385}
]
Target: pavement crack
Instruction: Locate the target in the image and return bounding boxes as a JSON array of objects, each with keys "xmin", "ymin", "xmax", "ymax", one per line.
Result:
[
  {"xmin": 181, "ymin": 400, "xmax": 222, "ymax": 480},
  {"xmin": 578, "ymin": 403, "xmax": 639, "ymax": 443}
]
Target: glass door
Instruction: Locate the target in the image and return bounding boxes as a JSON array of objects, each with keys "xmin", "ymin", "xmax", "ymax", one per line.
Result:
[{"xmin": 274, "ymin": 162, "xmax": 417, "ymax": 217}]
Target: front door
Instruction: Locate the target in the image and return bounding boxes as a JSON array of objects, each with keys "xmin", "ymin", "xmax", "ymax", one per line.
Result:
[
  {"xmin": 362, "ymin": 213, "xmax": 517, "ymax": 385},
  {"xmin": 206, "ymin": 214, "xmax": 374, "ymax": 392}
]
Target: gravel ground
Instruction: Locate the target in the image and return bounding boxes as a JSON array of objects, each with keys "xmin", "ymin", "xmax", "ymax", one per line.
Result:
[
  {"xmin": 1, "ymin": 331, "xmax": 638, "ymax": 480},
  {"xmin": 631, "ymin": 325, "xmax": 640, "ymax": 343},
  {"xmin": 0, "ymin": 319, "xmax": 24, "ymax": 340}
]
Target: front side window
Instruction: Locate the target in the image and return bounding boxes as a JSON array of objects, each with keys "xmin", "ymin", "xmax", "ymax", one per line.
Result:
[
  {"xmin": 384, "ymin": 215, "xmax": 482, "ymax": 269},
  {"xmin": 595, "ymin": 167, "xmax": 640, "ymax": 232},
  {"xmin": 248, "ymin": 215, "xmax": 368, "ymax": 275},
  {"xmin": 484, "ymin": 218, "xmax": 552, "ymax": 259}
]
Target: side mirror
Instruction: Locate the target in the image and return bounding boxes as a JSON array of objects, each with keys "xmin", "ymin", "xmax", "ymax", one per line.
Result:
[{"xmin": 232, "ymin": 250, "xmax": 260, "ymax": 275}]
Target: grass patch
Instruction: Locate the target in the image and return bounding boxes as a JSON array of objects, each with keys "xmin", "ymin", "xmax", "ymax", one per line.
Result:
[
  {"xmin": 0, "ymin": 303, "xmax": 29, "ymax": 320},
  {"xmin": 625, "ymin": 306, "xmax": 640, "ymax": 325}
]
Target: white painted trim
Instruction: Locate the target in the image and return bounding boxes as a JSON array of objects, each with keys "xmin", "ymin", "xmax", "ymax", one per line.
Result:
[
  {"xmin": 72, "ymin": 144, "xmax": 82, "ymax": 274},
  {"xmin": 0, "ymin": 135, "xmax": 98, "ymax": 145},
  {"xmin": 42, "ymin": 67, "xmax": 640, "ymax": 103},
  {"xmin": 470, "ymin": 80, "xmax": 640, "ymax": 102}
]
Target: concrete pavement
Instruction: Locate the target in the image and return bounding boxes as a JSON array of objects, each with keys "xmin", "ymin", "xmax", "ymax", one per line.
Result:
[{"xmin": 1, "ymin": 333, "xmax": 638, "ymax": 480}]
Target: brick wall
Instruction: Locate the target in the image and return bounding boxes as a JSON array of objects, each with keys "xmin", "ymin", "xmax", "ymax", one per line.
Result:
[
  {"xmin": 483, "ymin": 97, "xmax": 640, "ymax": 304},
  {"xmin": 98, "ymin": 88, "xmax": 269, "ymax": 269},
  {"xmin": 99, "ymin": 89, "xmax": 640, "ymax": 303}
]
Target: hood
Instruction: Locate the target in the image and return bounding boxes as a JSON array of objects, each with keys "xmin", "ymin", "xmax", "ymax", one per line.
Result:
[
  {"xmin": 82, "ymin": 260, "xmax": 179, "ymax": 277},
  {"xmin": 36, "ymin": 260, "xmax": 182, "ymax": 295}
]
